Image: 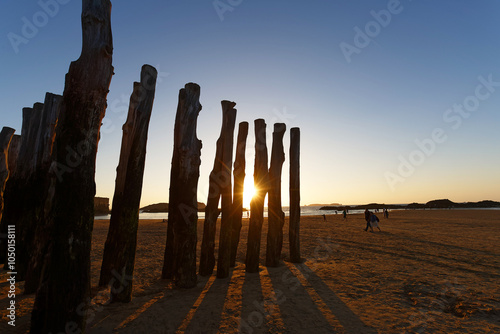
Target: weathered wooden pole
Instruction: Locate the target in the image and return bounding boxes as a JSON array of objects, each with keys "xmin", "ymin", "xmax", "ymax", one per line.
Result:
[
  {"xmin": 1, "ymin": 105, "xmax": 42, "ymax": 271},
  {"xmin": 30, "ymin": 1, "xmax": 113, "ymax": 332},
  {"xmin": 199, "ymin": 127, "xmax": 224, "ymax": 277},
  {"xmin": 0, "ymin": 127, "xmax": 15, "ymax": 223},
  {"xmin": 289, "ymin": 127, "xmax": 301, "ymax": 263},
  {"xmin": 245, "ymin": 119, "xmax": 268, "ymax": 273},
  {"xmin": 266, "ymin": 123, "xmax": 286, "ymax": 267},
  {"xmin": 216, "ymin": 101, "xmax": 237, "ymax": 279},
  {"xmin": 16, "ymin": 103, "xmax": 43, "ymax": 280},
  {"xmin": 6, "ymin": 135, "xmax": 20, "ymax": 178},
  {"xmin": 99, "ymin": 65, "xmax": 157, "ymax": 302},
  {"xmin": 229, "ymin": 121, "xmax": 249, "ymax": 267},
  {"xmin": 0, "ymin": 133, "xmax": 19, "ymax": 265},
  {"xmin": 22, "ymin": 93, "xmax": 61, "ymax": 293},
  {"xmin": 162, "ymin": 83, "xmax": 202, "ymax": 288},
  {"xmin": 199, "ymin": 103, "xmax": 236, "ymax": 277}
]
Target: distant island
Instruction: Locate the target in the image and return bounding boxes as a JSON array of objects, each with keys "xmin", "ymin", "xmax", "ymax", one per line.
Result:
[
  {"xmin": 140, "ymin": 202, "xmax": 206, "ymax": 213},
  {"xmin": 320, "ymin": 199, "xmax": 500, "ymax": 211}
]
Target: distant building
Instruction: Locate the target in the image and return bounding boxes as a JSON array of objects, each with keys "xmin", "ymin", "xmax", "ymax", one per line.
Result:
[{"xmin": 94, "ymin": 197, "xmax": 110, "ymax": 215}]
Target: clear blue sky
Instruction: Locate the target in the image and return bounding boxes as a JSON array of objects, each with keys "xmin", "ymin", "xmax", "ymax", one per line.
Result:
[{"xmin": 1, "ymin": 0, "xmax": 499, "ymax": 207}]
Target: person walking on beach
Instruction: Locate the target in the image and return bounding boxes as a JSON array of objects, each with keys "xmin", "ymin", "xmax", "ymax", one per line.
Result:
[
  {"xmin": 364, "ymin": 209, "xmax": 371, "ymax": 231},
  {"xmin": 370, "ymin": 212, "xmax": 382, "ymax": 232},
  {"xmin": 323, "ymin": 214, "xmax": 326, "ymax": 222},
  {"xmin": 343, "ymin": 209, "xmax": 347, "ymax": 220}
]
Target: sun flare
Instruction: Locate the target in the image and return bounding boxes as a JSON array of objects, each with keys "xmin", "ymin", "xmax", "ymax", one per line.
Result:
[{"xmin": 243, "ymin": 178, "xmax": 256, "ymax": 209}]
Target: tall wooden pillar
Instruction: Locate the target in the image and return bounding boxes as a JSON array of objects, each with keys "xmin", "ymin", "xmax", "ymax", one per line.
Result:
[
  {"xmin": 30, "ymin": 1, "xmax": 114, "ymax": 332},
  {"xmin": 23, "ymin": 93, "xmax": 62, "ymax": 294},
  {"xmin": 289, "ymin": 128, "xmax": 301, "ymax": 263},
  {"xmin": 216, "ymin": 101, "xmax": 236, "ymax": 279},
  {"xmin": 99, "ymin": 65, "xmax": 157, "ymax": 302},
  {"xmin": 199, "ymin": 103, "xmax": 236, "ymax": 277},
  {"xmin": 245, "ymin": 119, "xmax": 268, "ymax": 273},
  {"xmin": 0, "ymin": 133, "xmax": 19, "ymax": 265},
  {"xmin": 266, "ymin": 123, "xmax": 286, "ymax": 267},
  {"xmin": 0, "ymin": 127, "xmax": 15, "ymax": 223},
  {"xmin": 230, "ymin": 121, "xmax": 249, "ymax": 267},
  {"xmin": 162, "ymin": 83, "xmax": 202, "ymax": 288}
]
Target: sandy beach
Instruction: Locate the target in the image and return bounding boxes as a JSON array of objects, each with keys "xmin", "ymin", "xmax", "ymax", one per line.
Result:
[{"xmin": 1, "ymin": 209, "xmax": 499, "ymax": 333}]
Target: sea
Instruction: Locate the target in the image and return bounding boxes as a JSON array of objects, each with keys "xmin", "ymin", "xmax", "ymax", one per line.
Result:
[{"xmin": 94, "ymin": 205, "xmax": 499, "ymax": 220}]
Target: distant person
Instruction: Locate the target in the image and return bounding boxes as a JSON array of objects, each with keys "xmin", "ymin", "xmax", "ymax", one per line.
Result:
[
  {"xmin": 343, "ymin": 209, "xmax": 347, "ymax": 220},
  {"xmin": 323, "ymin": 214, "xmax": 326, "ymax": 222},
  {"xmin": 370, "ymin": 212, "xmax": 382, "ymax": 232},
  {"xmin": 364, "ymin": 209, "xmax": 371, "ymax": 231},
  {"xmin": 383, "ymin": 208, "xmax": 389, "ymax": 219}
]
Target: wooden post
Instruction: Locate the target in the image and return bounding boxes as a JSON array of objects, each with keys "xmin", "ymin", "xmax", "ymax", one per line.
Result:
[
  {"xmin": 216, "ymin": 101, "xmax": 236, "ymax": 279},
  {"xmin": 99, "ymin": 65, "xmax": 157, "ymax": 302},
  {"xmin": 1, "ymin": 105, "xmax": 42, "ymax": 272},
  {"xmin": 0, "ymin": 127, "xmax": 15, "ymax": 223},
  {"xmin": 23, "ymin": 93, "xmax": 61, "ymax": 294},
  {"xmin": 6, "ymin": 135, "xmax": 20, "ymax": 178},
  {"xmin": 199, "ymin": 127, "xmax": 224, "ymax": 277},
  {"xmin": 0, "ymin": 134, "xmax": 19, "ymax": 265},
  {"xmin": 289, "ymin": 127, "xmax": 301, "ymax": 263},
  {"xmin": 30, "ymin": 1, "xmax": 113, "ymax": 332},
  {"xmin": 266, "ymin": 123, "xmax": 286, "ymax": 267},
  {"xmin": 199, "ymin": 103, "xmax": 235, "ymax": 277},
  {"xmin": 245, "ymin": 119, "xmax": 268, "ymax": 273},
  {"xmin": 162, "ymin": 83, "xmax": 202, "ymax": 288},
  {"xmin": 230, "ymin": 121, "xmax": 249, "ymax": 267}
]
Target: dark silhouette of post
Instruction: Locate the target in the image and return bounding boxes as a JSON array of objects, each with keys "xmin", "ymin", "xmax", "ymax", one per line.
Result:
[
  {"xmin": 199, "ymin": 128, "xmax": 223, "ymax": 276},
  {"xmin": 245, "ymin": 119, "xmax": 268, "ymax": 273},
  {"xmin": 14, "ymin": 103, "xmax": 43, "ymax": 279},
  {"xmin": 199, "ymin": 103, "xmax": 235, "ymax": 277},
  {"xmin": 216, "ymin": 101, "xmax": 236, "ymax": 279},
  {"xmin": 266, "ymin": 123, "xmax": 286, "ymax": 267},
  {"xmin": 289, "ymin": 127, "xmax": 301, "ymax": 263},
  {"xmin": 0, "ymin": 134, "xmax": 19, "ymax": 265},
  {"xmin": 162, "ymin": 83, "xmax": 202, "ymax": 288},
  {"xmin": 30, "ymin": 0, "xmax": 113, "ymax": 332},
  {"xmin": 0, "ymin": 127, "xmax": 15, "ymax": 223},
  {"xmin": 230, "ymin": 121, "xmax": 249, "ymax": 267},
  {"xmin": 6, "ymin": 135, "xmax": 20, "ymax": 179},
  {"xmin": 1, "ymin": 102, "xmax": 45, "ymax": 272},
  {"xmin": 99, "ymin": 65, "xmax": 157, "ymax": 302},
  {"xmin": 23, "ymin": 93, "xmax": 61, "ymax": 294}
]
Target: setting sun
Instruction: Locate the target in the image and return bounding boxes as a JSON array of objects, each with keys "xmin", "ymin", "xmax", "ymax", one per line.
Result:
[{"xmin": 242, "ymin": 177, "xmax": 256, "ymax": 210}]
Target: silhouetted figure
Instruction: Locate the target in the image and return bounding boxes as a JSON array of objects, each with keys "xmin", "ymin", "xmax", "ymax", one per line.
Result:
[
  {"xmin": 370, "ymin": 213, "xmax": 382, "ymax": 232},
  {"xmin": 364, "ymin": 209, "xmax": 371, "ymax": 231},
  {"xmin": 343, "ymin": 209, "xmax": 347, "ymax": 220},
  {"xmin": 323, "ymin": 214, "xmax": 326, "ymax": 222}
]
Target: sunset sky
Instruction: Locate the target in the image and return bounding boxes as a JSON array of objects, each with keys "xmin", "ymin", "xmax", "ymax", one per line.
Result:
[{"xmin": 1, "ymin": 0, "xmax": 499, "ymax": 208}]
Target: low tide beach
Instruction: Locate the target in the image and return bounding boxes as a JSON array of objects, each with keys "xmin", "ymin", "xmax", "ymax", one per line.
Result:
[{"xmin": 1, "ymin": 209, "xmax": 499, "ymax": 333}]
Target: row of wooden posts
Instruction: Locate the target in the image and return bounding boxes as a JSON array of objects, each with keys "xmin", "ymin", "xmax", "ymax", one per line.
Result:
[{"xmin": 0, "ymin": 1, "xmax": 300, "ymax": 332}]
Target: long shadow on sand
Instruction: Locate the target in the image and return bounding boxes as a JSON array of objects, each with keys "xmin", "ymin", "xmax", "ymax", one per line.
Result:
[
  {"xmin": 293, "ymin": 263, "xmax": 376, "ymax": 333},
  {"xmin": 87, "ymin": 262, "xmax": 377, "ymax": 333}
]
